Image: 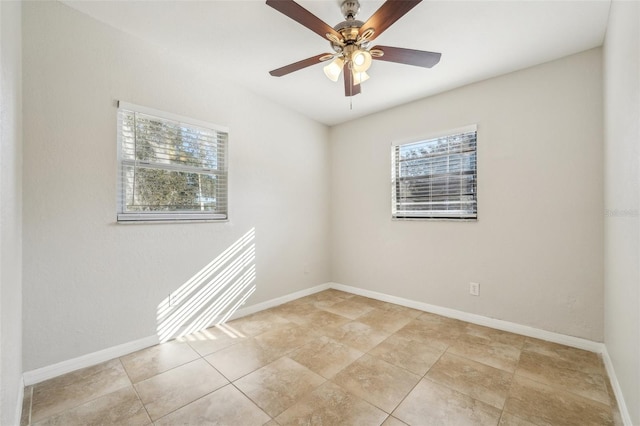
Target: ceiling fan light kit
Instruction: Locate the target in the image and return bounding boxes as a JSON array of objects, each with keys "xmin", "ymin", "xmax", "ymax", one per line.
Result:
[
  {"xmin": 323, "ymin": 57, "xmax": 345, "ymax": 82},
  {"xmin": 266, "ymin": 0, "xmax": 442, "ymax": 98}
]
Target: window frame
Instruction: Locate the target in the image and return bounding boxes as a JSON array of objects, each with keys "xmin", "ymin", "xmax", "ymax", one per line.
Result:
[
  {"xmin": 116, "ymin": 101, "xmax": 229, "ymax": 223},
  {"xmin": 391, "ymin": 124, "xmax": 478, "ymax": 221}
]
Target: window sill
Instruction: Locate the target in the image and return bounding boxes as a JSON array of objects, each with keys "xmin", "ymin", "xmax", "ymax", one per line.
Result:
[{"xmin": 116, "ymin": 218, "xmax": 229, "ymax": 225}]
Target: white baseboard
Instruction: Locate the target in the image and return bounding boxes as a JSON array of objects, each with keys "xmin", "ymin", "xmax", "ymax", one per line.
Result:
[
  {"xmin": 226, "ymin": 282, "xmax": 330, "ymax": 321},
  {"xmin": 328, "ymin": 283, "xmax": 634, "ymax": 422},
  {"xmin": 23, "ymin": 335, "xmax": 159, "ymax": 386},
  {"xmin": 23, "ymin": 280, "xmax": 631, "ymax": 425},
  {"xmin": 328, "ymin": 282, "xmax": 603, "ymax": 353},
  {"xmin": 601, "ymin": 346, "xmax": 633, "ymax": 426},
  {"xmin": 21, "ymin": 283, "xmax": 330, "ymax": 386}
]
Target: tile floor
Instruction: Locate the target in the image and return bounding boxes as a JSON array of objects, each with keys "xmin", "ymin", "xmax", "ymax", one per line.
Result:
[{"xmin": 21, "ymin": 290, "xmax": 624, "ymax": 425}]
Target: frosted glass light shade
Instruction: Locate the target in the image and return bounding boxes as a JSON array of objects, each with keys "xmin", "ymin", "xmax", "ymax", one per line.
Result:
[
  {"xmin": 352, "ymin": 50, "xmax": 372, "ymax": 73},
  {"xmin": 353, "ymin": 70, "xmax": 369, "ymax": 85},
  {"xmin": 323, "ymin": 57, "xmax": 344, "ymax": 82}
]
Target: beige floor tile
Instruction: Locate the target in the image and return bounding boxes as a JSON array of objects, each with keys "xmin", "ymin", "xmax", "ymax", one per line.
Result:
[
  {"xmin": 321, "ymin": 298, "xmax": 376, "ymax": 320},
  {"xmin": 290, "ymin": 309, "xmax": 352, "ymax": 329},
  {"xmin": 226, "ymin": 310, "xmax": 291, "ymax": 336},
  {"xmin": 255, "ymin": 323, "xmax": 320, "ymax": 357},
  {"xmin": 447, "ymin": 334, "xmax": 521, "ymax": 372},
  {"xmin": 415, "ymin": 312, "xmax": 468, "ymax": 330},
  {"xmin": 346, "ymin": 296, "xmax": 423, "ymax": 318},
  {"xmin": 343, "ymin": 294, "xmax": 381, "ymax": 304},
  {"xmin": 332, "ymin": 354, "xmax": 420, "ymax": 413},
  {"xmin": 516, "ymin": 350, "xmax": 610, "ymax": 405},
  {"xmin": 154, "ymin": 384, "xmax": 270, "ymax": 425},
  {"xmin": 204, "ymin": 338, "xmax": 280, "ymax": 381},
  {"xmin": 463, "ymin": 323, "xmax": 526, "ymax": 348},
  {"xmin": 323, "ymin": 321, "xmax": 391, "ymax": 353},
  {"xmin": 305, "ymin": 298, "xmax": 345, "ymax": 310},
  {"xmin": 289, "ymin": 335, "xmax": 364, "ymax": 379},
  {"xmin": 498, "ymin": 412, "xmax": 537, "ymax": 425},
  {"xmin": 23, "ymin": 294, "xmax": 620, "ymax": 426},
  {"xmin": 275, "ymin": 381, "xmax": 388, "ymax": 426},
  {"xmin": 369, "ymin": 333, "xmax": 443, "ymax": 376},
  {"xmin": 393, "ymin": 378, "xmax": 502, "ymax": 426},
  {"xmin": 376, "ymin": 302, "xmax": 423, "ymax": 318},
  {"xmin": 134, "ymin": 358, "xmax": 228, "ymax": 420},
  {"xmin": 523, "ymin": 337, "xmax": 605, "ymax": 375},
  {"xmin": 503, "ymin": 375, "xmax": 614, "ymax": 425},
  {"xmin": 270, "ymin": 299, "xmax": 323, "ymax": 323},
  {"xmin": 604, "ymin": 372, "xmax": 625, "ymax": 426},
  {"xmin": 31, "ymin": 359, "xmax": 131, "ymax": 423},
  {"xmin": 33, "ymin": 386, "xmax": 150, "ymax": 426},
  {"xmin": 181, "ymin": 324, "xmax": 249, "ymax": 356},
  {"xmin": 355, "ymin": 308, "xmax": 414, "ymax": 334},
  {"xmin": 381, "ymin": 415, "xmax": 409, "ymax": 426},
  {"xmin": 20, "ymin": 386, "xmax": 32, "ymax": 426},
  {"xmin": 426, "ymin": 352, "xmax": 512, "ymax": 409},
  {"xmin": 120, "ymin": 340, "xmax": 199, "ymax": 383},
  {"xmin": 297, "ymin": 290, "xmax": 353, "ymax": 309},
  {"xmin": 323, "ymin": 289, "xmax": 356, "ymax": 297},
  {"xmin": 306, "ymin": 289, "xmax": 354, "ymax": 303},
  {"xmin": 235, "ymin": 357, "xmax": 325, "ymax": 417},
  {"xmin": 394, "ymin": 319, "xmax": 459, "ymax": 351},
  {"xmin": 341, "ymin": 295, "xmax": 390, "ymax": 310}
]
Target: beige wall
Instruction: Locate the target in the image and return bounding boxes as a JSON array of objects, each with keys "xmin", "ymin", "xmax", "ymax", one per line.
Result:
[
  {"xmin": 16, "ymin": 0, "xmax": 640, "ymax": 418},
  {"xmin": 22, "ymin": 1, "xmax": 330, "ymax": 371},
  {"xmin": 0, "ymin": 0, "xmax": 23, "ymax": 423},
  {"xmin": 604, "ymin": 1, "xmax": 640, "ymax": 423},
  {"xmin": 330, "ymin": 48, "xmax": 604, "ymax": 341}
]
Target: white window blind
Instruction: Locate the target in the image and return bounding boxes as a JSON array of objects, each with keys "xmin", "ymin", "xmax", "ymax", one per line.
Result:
[
  {"xmin": 392, "ymin": 126, "xmax": 477, "ymax": 220},
  {"xmin": 117, "ymin": 102, "xmax": 229, "ymax": 222}
]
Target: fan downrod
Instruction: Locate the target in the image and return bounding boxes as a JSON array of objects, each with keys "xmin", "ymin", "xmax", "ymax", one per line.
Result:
[{"xmin": 340, "ymin": 0, "xmax": 360, "ymax": 20}]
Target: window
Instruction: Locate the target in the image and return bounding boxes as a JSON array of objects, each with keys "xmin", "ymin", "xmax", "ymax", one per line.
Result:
[
  {"xmin": 392, "ymin": 125, "xmax": 477, "ymax": 220},
  {"xmin": 117, "ymin": 102, "xmax": 228, "ymax": 222}
]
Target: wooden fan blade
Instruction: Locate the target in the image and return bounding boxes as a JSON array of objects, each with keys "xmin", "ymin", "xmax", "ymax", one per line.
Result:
[
  {"xmin": 372, "ymin": 45, "xmax": 441, "ymax": 68},
  {"xmin": 269, "ymin": 54, "xmax": 328, "ymax": 77},
  {"xmin": 344, "ymin": 69, "xmax": 361, "ymax": 97},
  {"xmin": 266, "ymin": 0, "xmax": 341, "ymax": 40},
  {"xmin": 360, "ymin": 0, "xmax": 422, "ymax": 41}
]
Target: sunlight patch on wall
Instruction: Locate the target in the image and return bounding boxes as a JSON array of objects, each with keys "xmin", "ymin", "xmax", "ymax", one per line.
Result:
[{"xmin": 156, "ymin": 228, "xmax": 256, "ymax": 343}]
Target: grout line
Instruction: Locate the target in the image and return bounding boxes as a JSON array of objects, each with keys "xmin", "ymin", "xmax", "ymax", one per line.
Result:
[
  {"xmin": 29, "ymin": 289, "xmax": 619, "ymax": 425},
  {"xmin": 129, "ymin": 380, "xmax": 153, "ymax": 424},
  {"xmin": 388, "ymin": 349, "xmax": 448, "ymax": 418},
  {"xmin": 31, "ymin": 360, "xmax": 134, "ymax": 425},
  {"xmin": 119, "ymin": 356, "xmax": 136, "ymax": 384},
  {"xmin": 122, "ymin": 355, "xmax": 229, "ymax": 424},
  {"xmin": 497, "ymin": 338, "xmax": 523, "ymax": 424},
  {"xmin": 229, "ymin": 381, "xmax": 275, "ymax": 421},
  {"xmin": 150, "ymin": 386, "xmax": 225, "ymax": 424},
  {"xmin": 31, "ymin": 382, "xmax": 133, "ymax": 425}
]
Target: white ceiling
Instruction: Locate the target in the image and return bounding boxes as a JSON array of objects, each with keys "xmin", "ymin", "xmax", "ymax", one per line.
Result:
[{"xmin": 62, "ymin": 0, "xmax": 611, "ymax": 126}]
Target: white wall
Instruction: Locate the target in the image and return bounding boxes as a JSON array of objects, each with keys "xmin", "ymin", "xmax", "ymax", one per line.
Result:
[
  {"xmin": 0, "ymin": 0, "xmax": 23, "ymax": 423},
  {"xmin": 330, "ymin": 48, "xmax": 603, "ymax": 341},
  {"xmin": 22, "ymin": 1, "xmax": 330, "ymax": 371},
  {"xmin": 603, "ymin": 1, "xmax": 640, "ymax": 423}
]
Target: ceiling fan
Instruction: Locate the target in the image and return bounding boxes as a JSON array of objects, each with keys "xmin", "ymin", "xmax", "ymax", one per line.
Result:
[{"xmin": 266, "ymin": 0, "xmax": 441, "ymax": 97}]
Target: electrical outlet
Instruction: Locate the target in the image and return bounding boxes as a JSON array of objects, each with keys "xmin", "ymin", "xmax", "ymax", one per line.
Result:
[{"xmin": 470, "ymin": 282, "xmax": 480, "ymax": 296}]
